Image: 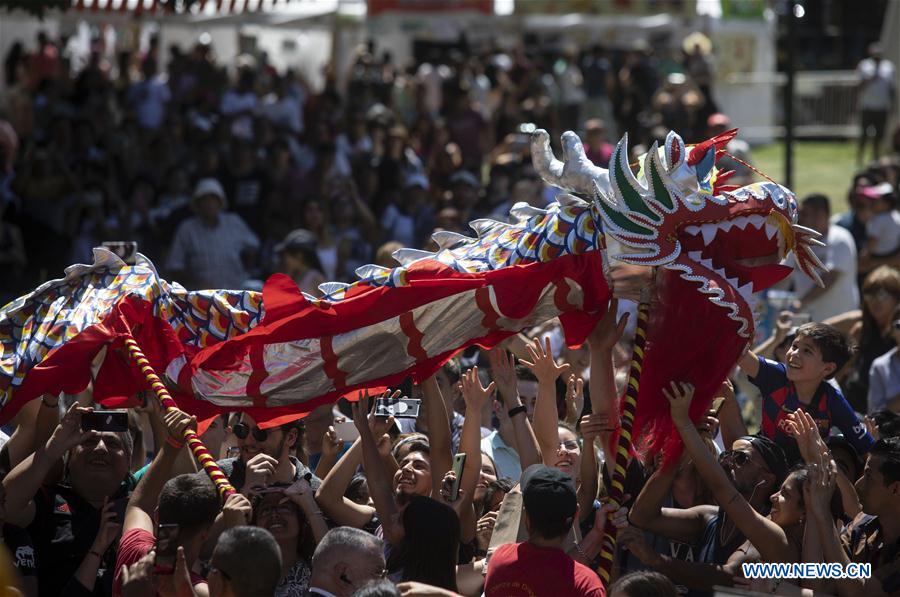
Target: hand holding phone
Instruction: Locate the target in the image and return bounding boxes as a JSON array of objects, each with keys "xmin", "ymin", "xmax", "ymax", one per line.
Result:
[
  {"xmin": 154, "ymin": 524, "xmax": 179, "ymax": 574},
  {"xmin": 443, "ymin": 453, "xmax": 466, "ymax": 502},
  {"xmin": 374, "ymin": 397, "xmax": 421, "ymax": 419}
]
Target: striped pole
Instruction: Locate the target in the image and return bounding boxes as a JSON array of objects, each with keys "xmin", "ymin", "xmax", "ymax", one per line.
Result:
[
  {"xmin": 123, "ymin": 337, "xmax": 235, "ymax": 498},
  {"xmin": 596, "ymin": 299, "xmax": 650, "ymax": 584}
]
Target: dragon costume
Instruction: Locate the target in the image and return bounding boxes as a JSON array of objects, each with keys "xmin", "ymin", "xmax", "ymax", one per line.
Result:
[{"xmin": 0, "ymin": 128, "xmax": 824, "ymax": 462}]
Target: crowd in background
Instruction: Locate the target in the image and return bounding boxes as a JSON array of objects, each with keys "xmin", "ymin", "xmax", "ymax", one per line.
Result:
[{"xmin": 0, "ymin": 25, "xmax": 898, "ymax": 597}]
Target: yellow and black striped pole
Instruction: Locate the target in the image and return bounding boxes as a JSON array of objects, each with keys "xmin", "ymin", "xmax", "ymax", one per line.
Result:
[
  {"xmin": 596, "ymin": 300, "xmax": 650, "ymax": 584},
  {"xmin": 123, "ymin": 337, "xmax": 236, "ymax": 498}
]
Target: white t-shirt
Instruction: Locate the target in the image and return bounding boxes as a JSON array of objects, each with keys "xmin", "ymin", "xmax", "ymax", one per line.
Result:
[
  {"xmin": 790, "ymin": 224, "xmax": 859, "ymax": 322},
  {"xmin": 857, "ymin": 58, "xmax": 895, "ymax": 110},
  {"xmin": 866, "ymin": 210, "xmax": 900, "ymax": 256}
]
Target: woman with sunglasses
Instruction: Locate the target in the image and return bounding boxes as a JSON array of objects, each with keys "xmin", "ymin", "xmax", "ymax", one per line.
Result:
[
  {"xmin": 666, "ymin": 382, "xmax": 823, "ymax": 574},
  {"xmin": 866, "ymin": 303, "xmax": 900, "ymax": 414},
  {"xmin": 251, "ymin": 478, "xmax": 328, "ymax": 596},
  {"xmin": 841, "ymin": 266, "xmax": 900, "ymax": 411}
]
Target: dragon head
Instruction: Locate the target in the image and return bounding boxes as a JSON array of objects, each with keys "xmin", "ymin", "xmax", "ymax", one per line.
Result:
[{"xmin": 532, "ymin": 129, "xmax": 826, "ymax": 337}]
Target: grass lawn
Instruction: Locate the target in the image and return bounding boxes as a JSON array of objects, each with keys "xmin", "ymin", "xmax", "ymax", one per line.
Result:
[{"xmin": 752, "ymin": 140, "xmax": 860, "ymax": 214}]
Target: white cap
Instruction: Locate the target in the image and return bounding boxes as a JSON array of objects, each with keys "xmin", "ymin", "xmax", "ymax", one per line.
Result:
[{"xmin": 193, "ymin": 178, "xmax": 227, "ymax": 208}]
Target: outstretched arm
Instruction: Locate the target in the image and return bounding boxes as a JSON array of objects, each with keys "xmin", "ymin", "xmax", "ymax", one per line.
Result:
[
  {"xmin": 737, "ymin": 346, "xmax": 761, "ymax": 379},
  {"xmin": 519, "ymin": 337, "xmax": 570, "ymax": 465},
  {"xmin": 354, "ymin": 391, "xmax": 404, "ymax": 544},
  {"xmin": 666, "ymin": 381, "xmax": 796, "ymax": 563},
  {"xmin": 421, "ymin": 376, "xmax": 453, "ymax": 497},
  {"xmin": 3, "ymin": 404, "xmax": 95, "ymax": 528},
  {"xmin": 456, "ymin": 368, "xmax": 491, "ymax": 543},
  {"xmin": 124, "ymin": 408, "xmax": 197, "ymax": 535},
  {"xmin": 314, "ymin": 438, "xmax": 376, "ymax": 529},
  {"xmin": 488, "ymin": 348, "xmax": 541, "ymax": 469},
  {"xmin": 587, "ymin": 298, "xmax": 628, "ymax": 460}
]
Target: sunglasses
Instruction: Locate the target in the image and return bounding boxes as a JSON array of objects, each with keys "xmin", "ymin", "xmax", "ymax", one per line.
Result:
[
  {"xmin": 232, "ymin": 422, "xmax": 269, "ymax": 442},
  {"xmin": 863, "ymin": 288, "xmax": 895, "ymax": 302},
  {"xmin": 718, "ymin": 449, "xmax": 751, "ymax": 467}
]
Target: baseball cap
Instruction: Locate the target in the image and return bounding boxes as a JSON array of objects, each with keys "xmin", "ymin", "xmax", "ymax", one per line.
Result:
[
  {"xmin": 521, "ymin": 465, "xmax": 577, "ymax": 528},
  {"xmin": 193, "ymin": 178, "xmax": 227, "ymax": 207},
  {"xmin": 274, "ymin": 228, "xmax": 317, "ymax": 254}
]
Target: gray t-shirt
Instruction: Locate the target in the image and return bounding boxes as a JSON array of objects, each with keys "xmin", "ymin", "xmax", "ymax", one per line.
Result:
[{"xmin": 868, "ymin": 347, "xmax": 900, "ymax": 413}]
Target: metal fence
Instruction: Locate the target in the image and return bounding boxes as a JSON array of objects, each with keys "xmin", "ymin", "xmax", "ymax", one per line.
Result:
[{"xmin": 722, "ymin": 70, "xmax": 860, "ymax": 139}]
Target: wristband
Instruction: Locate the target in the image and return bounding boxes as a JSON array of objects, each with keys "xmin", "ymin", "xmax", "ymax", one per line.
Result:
[
  {"xmin": 507, "ymin": 405, "xmax": 527, "ymax": 418},
  {"xmin": 165, "ymin": 437, "xmax": 185, "ymax": 449}
]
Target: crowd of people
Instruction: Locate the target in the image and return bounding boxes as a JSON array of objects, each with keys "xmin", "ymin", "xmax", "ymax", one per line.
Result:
[{"xmin": 0, "ymin": 24, "xmax": 898, "ymax": 597}]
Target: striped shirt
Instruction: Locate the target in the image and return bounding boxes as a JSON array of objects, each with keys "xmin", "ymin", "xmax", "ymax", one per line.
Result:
[{"xmin": 166, "ymin": 213, "xmax": 259, "ymax": 290}]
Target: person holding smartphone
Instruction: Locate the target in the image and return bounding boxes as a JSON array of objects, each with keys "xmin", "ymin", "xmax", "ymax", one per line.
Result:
[
  {"xmin": 2, "ymin": 404, "xmax": 135, "ymax": 596},
  {"xmin": 113, "ymin": 406, "xmax": 247, "ymax": 597}
]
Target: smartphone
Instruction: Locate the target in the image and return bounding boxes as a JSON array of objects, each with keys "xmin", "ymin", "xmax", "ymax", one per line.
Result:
[
  {"xmin": 102, "ymin": 241, "xmax": 138, "ymax": 265},
  {"xmin": 154, "ymin": 524, "xmax": 179, "ymax": 574},
  {"xmin": 81, "ymin": 410, "xmax": 129, "ymax": 432},
  {"xmin": 374, "ymin": 398, "xmax": 421, "ymax": 419},
  {"xmin": 334, "ymin": 420, "xmax": 359, "ymax": 442},
  {"xmin": 449, "ymin": 453, "xmax": 466, "ymax": 501},
  {"xmin": 711, "ymin": 396, "xmax": 726, "ymax": 417}
]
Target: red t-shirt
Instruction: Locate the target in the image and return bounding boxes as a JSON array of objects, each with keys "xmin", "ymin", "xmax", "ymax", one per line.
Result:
[
  {"xmin": 113, "ymin": 528, "xmax": 207, "ymax": 597},
  {"xmin": 485, "ymin": 541, "xmax": 606, "ymax": 597}
]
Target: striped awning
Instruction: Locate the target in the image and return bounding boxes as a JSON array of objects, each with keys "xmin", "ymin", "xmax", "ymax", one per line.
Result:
[{"xmin": 70, "ymin": 0, "xmax": 299, "ymax": 15}]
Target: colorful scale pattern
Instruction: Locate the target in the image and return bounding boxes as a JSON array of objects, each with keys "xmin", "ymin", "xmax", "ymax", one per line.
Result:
[
  {"xmin": 316, "ymin": 199, "xmax": 604, "ymax": 302},
  {"xmin": 0, "ymin": 251, "xmax": 263, "ymax": 410}
]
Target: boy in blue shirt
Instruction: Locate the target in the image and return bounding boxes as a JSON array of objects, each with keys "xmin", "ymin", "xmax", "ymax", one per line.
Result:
[{"xmin": 738, "ymin": 322, "xmax": 874, "ymax": 464}]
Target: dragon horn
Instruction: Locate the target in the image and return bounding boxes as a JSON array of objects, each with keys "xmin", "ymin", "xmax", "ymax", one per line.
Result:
[{"xmin": 531, "ymin": 129, "xmax": 610, "ymax": 196}]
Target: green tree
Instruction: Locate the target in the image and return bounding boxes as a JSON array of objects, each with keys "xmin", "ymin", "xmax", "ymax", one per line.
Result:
[{"xmin": 0, "ymin": 0, "xmax": 70, "ymax": 18}]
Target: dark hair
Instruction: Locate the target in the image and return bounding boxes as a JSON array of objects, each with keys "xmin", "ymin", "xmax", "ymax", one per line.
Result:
[
  {"xmin": 794, "ymin": 323, "xmax": 852, "ymax": 376},
  {"xmin": 609, "ymin": 570, "xmax": 678, "ymax": 597},
  {"xmin": 514, "ymin": 363, "xmax": 538, "ymax": 383},
  {"xmin": 393, "ymin": 496, "xmax": 459, "ymax": 592},
  {"xmin": 870, "ymin": 410, "xmax": 900, "ymax": 438},
  {"xmin": 439, "ymin": 359, "xmax": 461, "ymax": 385},
  {"xmin": 870, "ymin": 436, "xmax": 900, "ymax": 485},
  {"xmin": 801, "ymin": 193, "xmax": 831, "ymax": 216},
  {"xmin": 251, "ymin": 492, "xmax": 316, "ymax": 560},
  {"xmin": 346, "ymin": 473, "xmax": 370, "ymax": 505},
  {"xmin": 479, "ymin": 477, "xmax": 514, "ymax": 517},
  {"xmin": 352, "ymin": 579, "xmax": 401, "ymax": 597},
  {"xmin": 158, "ymin": 473, "xmax": 221, "ymax": 537},
  {"xmin": 213, "ymin": 526, "xmax": 282, "ymax": 597}
]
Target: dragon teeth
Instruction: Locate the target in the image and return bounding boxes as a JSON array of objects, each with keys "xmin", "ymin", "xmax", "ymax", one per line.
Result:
[
  {"xmin": 732, "ymin": 216, "xmax": 749, "ymax": 230},
  {"xmin": 764, "ymin": 223, "xmax": 778, "ymax": 239},
  {"xmin": 701, "ymin": 224, "xmax": 718, "ymax": 245},
  {"xmin": 739, "ymin": 282, "xmax": 754, "ymax": 296},
  {"xmin": 747, "ymin": 215, "xmax": 765, "ymax": 229},
  {"xmin": 685, "ymin": 225, "xmax": 701, "ymax": 236},
  {"xmin": 699, "ymin": 258, "xmax": 715, "ymax": 271},
  {"xmin": 687, "ymin": 251, "xmax": 703, "ymax": 261}
]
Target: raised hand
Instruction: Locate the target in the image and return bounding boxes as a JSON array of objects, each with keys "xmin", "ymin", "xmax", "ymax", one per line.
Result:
[
  {"xmin": 803, "ymin": 456, "xmax": 837, "ymax": 518},
  {"xmin": 663, "ymin": 381, "xmax": 696, "ymax": 429},
  {"xmin": 475, "ymin": 510, "xmax": 498, "ymax": 550},
  {"xmin": 459, "ymin": 367, "xmax": 495, "ymax": 414},
  {"xmin": 565, "ymin": 374, "xmax": 585, "ymax": 424},
  {"xmin": 162, "ymin": 408, "xmax": 196, "ymax": 446},
  {"xmin": 221, "ymin": 492, "xmax": 252, "ymax": 527},
  {"xmin": 774, "ymin": 310, "xmax": 793, "ymax": 338},
  {"xmin": 785, "ymin": 409, "xmax": 827, "ymax": 465},
  {"xmin": 46, "ymin": 404, "xmax": 96, "ymax": 456},
  {"xmin": 579, "ymin": 413, "xmax": 617, "ymax": 443},
  {"xmin": 488, "ymin": 348, "xmax": 518, "ymax": 405},
  {"xmin": 519, "ymin": 337, "xmax": 570, "ymax": 383},
  {"xmin": 588, "ymin": 298, "xmax": 629, "ymax": 350},
  {"xmin": 119, "ymin": 552, "xmax": 156, "ymax": 597},
  {"xmin": 321, "ymin": 426, "xmax": 342, "ymax": 459},
  {"xmin": 243, "ymin": 453, "xmax": 278, "ymax": 493}
]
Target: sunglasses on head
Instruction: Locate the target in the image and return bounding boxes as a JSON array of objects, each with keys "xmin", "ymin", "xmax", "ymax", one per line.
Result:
[
  {"xmin": 232, "ymin": 422, "xmax": 269, "ymax": 442},
  {"xmin": 718, "ymin": 449, "xmax": 751, "ymax": 467},
  {"xmin": 864, "ymin": 288, "xmax": 895, "ymax": 302}
]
